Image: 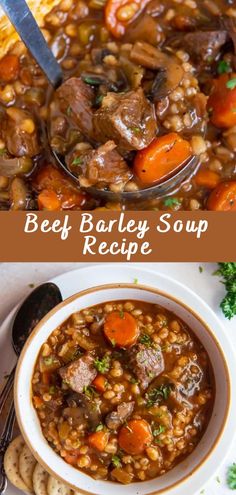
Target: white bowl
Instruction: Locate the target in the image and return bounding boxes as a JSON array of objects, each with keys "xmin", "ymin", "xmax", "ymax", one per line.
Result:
[{"xmin": 15, "ymin": 282, "xmax": 234, "ymax": 495}]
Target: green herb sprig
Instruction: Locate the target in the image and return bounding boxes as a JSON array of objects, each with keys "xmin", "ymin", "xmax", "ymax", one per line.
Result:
[
  {"xmin": 217, "ymin": 60, "xmax": 231, "ymax": 75},
  {"xmin": 163, "ymin": 197, "xmax": 181, "ymax": 208},
  {"xmin": 153, "ymin": 425, "xmax": 166, "ymax": 437},
  {"xmin": 227, "ymin": 464, "xmax": 236, "ymax": 489},
  {"xmin": 226, "ymin": 78, "xmax": 236, "ymax": 90},
  {"xmin": 139, "ymin": 333, "xmax": 152, "ymax": 346},
  {"xmin": 213, "ymin": 263, "xmax": 236, "ymax": 319},
  {"xmin": 111, "ymin": 455, "xmax": 122, "ymax": 468},
  {"xmin": 94, "ymin": 355, "xmax": 110, "ymax": 374},
  {"xmin": 145, "ymin": 383, "xmax": 173, "ymax": 408}
]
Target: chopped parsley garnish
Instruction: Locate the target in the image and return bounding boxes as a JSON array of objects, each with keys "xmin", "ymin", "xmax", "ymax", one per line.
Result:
[
  {"xmin": 95, "ymin": 423, "xmax": 104, "ymax": 432},
  {"xmin": 213, "ymin": 263, "xmax": 236, "ymax": 319},
  {"xmin": 139, "ymin": 333, "xmax": 152, "ymax": 346},
  {"xmin": 132, "ymin": 127, "xmax": 140, "ymax": 134},
  {"xmin": 82, "ymin": 75, "xmax": 103, "ymax": 86},
  {"xmin": 110, "ymin": 338, "xmax": 116, "ymax": 347},
  {"xmin": 227, "ymin": 463, "xmax": 236, "ymax": 489},
  {"xmin": 217, "ymin": 60, "xmax": 231, "ymax": 75},
  {"xmin": 119, "ymin": 310, "xmax": 124, "ymax": 319},
  {"xmin": 216, "ymin": 476, "xmax": 221, "ymax": 484},
  {"xmin": 49, "ymin": 386, "xmax": 55, "ymax": 395},
  {"xmin": 133, "ymin": 278, "xmax": 138, "ymax": 284},
  {"xmin": 0, "ymin": 148, "xmax": 7, "ymax": 155},
  {"xmin": 94, "ymin": 356, "xmax": 110, "ymax": 374},
  {"xmin": 145, "ymin": 383, "xmax": 173, "ymax": 408},
  {"xmin": 83, "ymin": 385, "xmax": 96, "ymax": 398},
  {"xmin": 226, "ymin": 78, "xmax": 236, "ymax": 90},
  {"xmin": 130, "ymin": 377, "xmax": 139, "ymax": 384},
  {"xmin": 153, "ymin": 425, "xmax": 166, "ymax": 437},
  {"xmin": 112, "ymin": 455, "xmax": 122, "ymax": 468},
  {"xmin": 199, "ymin": 266, "xmax": 203, "ymax": 273},
  {"xmin": 72, "ymin": 156, "xmax": 83, "ymax": 166},
  {"xmin": 163, "ymin": 197, "xmax": 181, "ymax": 208}
]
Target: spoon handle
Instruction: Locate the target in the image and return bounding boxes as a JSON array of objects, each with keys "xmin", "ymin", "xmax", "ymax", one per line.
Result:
[
  {"xmin": 0, "ymin": 401, "xmax": 15, "ymax": 494},
  {"xmin": 0, "ymin": 0, "xmax": 63, "ymax": 88},
  {"xmin": 0, "ymin": 366, "xmax": 15, "ymax": 416}
]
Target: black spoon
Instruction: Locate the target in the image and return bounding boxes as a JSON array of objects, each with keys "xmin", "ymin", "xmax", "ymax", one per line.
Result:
[
  {"xmin": 0, "ymin": 282, "xmax": 63, "ymax": 415},
  {"xmin": 0, "ymin": 282, "xmax": 63, "ymax": 494}
]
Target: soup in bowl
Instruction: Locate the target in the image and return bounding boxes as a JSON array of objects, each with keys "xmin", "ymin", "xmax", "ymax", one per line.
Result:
[{"xmin": 15, "ymin": 284, "xmax": 230, "ymax": 495}]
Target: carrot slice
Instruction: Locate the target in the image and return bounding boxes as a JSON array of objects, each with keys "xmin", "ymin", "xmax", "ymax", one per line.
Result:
[
  {"xmin": 93, "ymin": 374, "xmax": 107, "ymax": 393},
  {"xmin": 134, "ymin": 133, "xmax": 192, "ymax": 185},
  {"xmin": 194, "ymin": 169, "xmax": 220, "ymax": 189},
  {"xmin": 207, "ymin": 181, "xmax": 236, "ymax": 211},
  {"xmin": 118, "ymin": 419, "xmax": 152, "ymax": 454},
  {"xmin": 104, "ymin": 311, "xmax": 139, "ymax": 348},
  {"xmin": 38, "ymin": 189, "xmax": 61, "ymax": 211},
  {"xmin": 60, "ymin": 190, "xmax": 86, "ymax": 209},
  {"xmin": 35, "ymin": 165, "xmax": 86, "ymax": 210},
  {"xmin": 33, "ymin": 396, "xmax": 44, "ymax": 409},
  {"xmin": 207, "ymin": 73, "xmax": 236, "ymax": 128},
  {"xmin": 64, "ymin": 450, "xmax": 80, "ymax": 466},
  {"xmin": 88, "ymin": 431, "xmax": 109, "ymax": 452},
  {"xmin": 0, "ymin": 54, "xmax": 20, "ymax": 82},
  {"xmin": 105, "ymin": 0, "xmax": 150, "ymax": 38}
]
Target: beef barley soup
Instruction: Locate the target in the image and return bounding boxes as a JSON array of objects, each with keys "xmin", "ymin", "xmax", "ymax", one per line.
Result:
[
  {"xmin": 32, "ymin": 300, "xmax": 215, "ymax": 484},
  {"xmin": 1, "ymin": 0, "xmax": 236, "ymax": 210}
]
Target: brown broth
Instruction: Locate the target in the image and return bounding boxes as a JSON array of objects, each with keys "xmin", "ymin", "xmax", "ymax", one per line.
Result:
[
  {"xmin": 0, "ymin": 0, "xmax": 236, "ymax": 210},
  {"xmin": 32, "ymin": 300, "xmax": 215, "ymax": 484}
]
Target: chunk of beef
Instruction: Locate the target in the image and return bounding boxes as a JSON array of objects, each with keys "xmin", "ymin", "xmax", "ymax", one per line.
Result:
[
  {"xmin": 128, "ymin": 344, "xmax": 164, "ymax": 390},
  {"xmin": 59, "ymin": 352, "xmax": 97, "ymax": 393},
  {"xmin": 68, "ymin": 140, "xmax": 132, "ymax": 188},
  {"xmin": 93, "ymin": 88, "xmax": 157, "ymax": 153},
  {"xmin": 181, "ymin": 30, "xmax": 227, "ymax": 61},
  {"xmin": 3, "ymin": 108, "xmax": 40, "ymax": 157},
  {"xmin": 105, "ymin": 401, "xmax": 135, "ymax": 430},
  {"xmin": 56, "ymin": 77, "xmax": 94, "ymax": 138},
  {"xmin": 64, "ymin": 392, "xmax": 101, "ymax": 430}
]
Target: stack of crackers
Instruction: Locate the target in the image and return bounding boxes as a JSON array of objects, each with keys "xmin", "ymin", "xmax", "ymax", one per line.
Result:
[{"xmin": 4, "ymin": 436, "xmax": 80, "ymax": 495}]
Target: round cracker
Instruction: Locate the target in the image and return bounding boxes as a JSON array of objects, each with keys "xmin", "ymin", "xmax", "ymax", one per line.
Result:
[
  {"xmin": 19, "ymin": 443, "xmax": 37, "ymax": 491},
  {"xmin": 47, "ymin": 475, "xmax": 71, "ymax": 495},
  {"xmin": 33, "ymin": 463, "xmax": 49, "ymax": 495},
  {"xmin": 4, "ymin": 435, "xmax": 30, "ymax": 492}
]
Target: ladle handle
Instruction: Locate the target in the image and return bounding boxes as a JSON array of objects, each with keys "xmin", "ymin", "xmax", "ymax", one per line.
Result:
[{"xmin": 0, "ymin": 0, "xmax": 63, "ymax": 88}]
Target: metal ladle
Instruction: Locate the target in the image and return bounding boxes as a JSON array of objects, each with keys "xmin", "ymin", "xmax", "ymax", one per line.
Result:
[{"xmin": 0, "ymin": 0, "xmax": 199, "ymax": 202}]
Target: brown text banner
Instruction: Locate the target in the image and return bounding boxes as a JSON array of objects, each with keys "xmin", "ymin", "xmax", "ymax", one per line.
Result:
[{"xmin": 0, "ymin": 211, "xmax": 235, "ymax": 261}]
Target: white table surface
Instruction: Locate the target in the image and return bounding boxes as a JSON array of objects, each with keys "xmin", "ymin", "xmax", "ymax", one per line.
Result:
[{"xmin": 0, "ymin": 262, "xmax": 235, "ymax": 495}]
